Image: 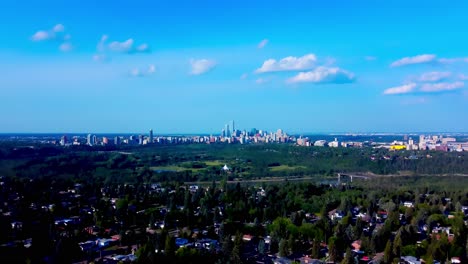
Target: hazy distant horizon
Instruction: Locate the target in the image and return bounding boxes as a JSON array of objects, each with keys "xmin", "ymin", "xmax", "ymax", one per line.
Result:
[{"xmin": 1, "ymin": 131, "xmax": 468, "ymax": 136}]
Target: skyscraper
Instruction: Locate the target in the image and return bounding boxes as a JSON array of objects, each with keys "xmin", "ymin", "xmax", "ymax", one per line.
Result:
[
  {"xmin": 225, "ymin": 124, "xmax": 230, "ymax": 137},
  {"xmin": 231, "ymin": 120, "xmax": 235, "ymax": 135},
  {"xmin": 87, "ymin": 134, "xmax": 93, "ymax": 146},
  {"xmin": 149, "ymin": 129, "xmax": 154, "ymax": 144}
]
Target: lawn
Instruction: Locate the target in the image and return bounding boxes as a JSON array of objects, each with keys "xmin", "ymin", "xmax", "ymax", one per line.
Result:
[
  {"xmin": 269, "ymin": 165, "xmax": 306, "ymax": 172},
  {"xmin": 150, "ymin": 166, "xmax": 187, "ymax": 172},
  {"xmin": 204, "ymin": 160, "xmax": 224, "ymax": 166}
]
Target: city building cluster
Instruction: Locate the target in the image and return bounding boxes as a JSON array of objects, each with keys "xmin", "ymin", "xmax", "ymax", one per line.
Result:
[
  {"xmin": 374, "ymin": 135, "xmax": 468, "ymax": 152},
  {"xmin": 44, "ymin": 123, "xmax": 468, "ymax": 153}
]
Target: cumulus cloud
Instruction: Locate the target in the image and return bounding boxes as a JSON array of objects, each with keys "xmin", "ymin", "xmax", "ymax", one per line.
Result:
[
  {"xmin": 129, "ymin": 64, "xmax": 156, "ymax": 77},
  {"xmin": 257, "ymin": 39, "xmax": 269, "ymax": 49},
  {"xmin": 31, "ymin": 24, "xmax": 68, "ymax": 42},
  {"xmin": 92, "ymin": 54, "xmax": 110, "ymax": 62},
  {"xmin": 59, "ymin": 43, "xmax": 73, "ymax": 52},
  {"xmin": 31, "ymin": 24, "xmax": 74, "ymax": 52},
  {"xmin": 419, "ymin": 82, "xmax": 464, "ymax": 92},
  {"xmin": 53, "ymin": 24, "xmax": 65, "ymax": 33},
  {"xmin": 255, "ymin": 78, "xmax": 270, "ymax": 84},
  {"xmin": 419, "ymin": 71, "xmax": 451, "ymax": 82},
  {"xmin": 109, "ymin": 39, "xmax": 134, "ymax": 52},
  {"xmin": 438, "ymin": 57, "xmax": 468, "ymax": 64},
  {"xmin": 190, "ymin": 59, "xmax": 216, "ymax": 75},
  {"xmin": 383, "ymin": 83, "xmax": 417, "ymax": 95},
  {"xmin": 256, "ymin": 54, "xmax": 317, "ymax": 73},
  {"xmin": 97, "ymin": 35, "xmax": 108, "ymax": 52},
  {"xmin": 100, "ymin": 36, "xmax": 150, "ymax": 54},
  {"xmin": 287, "ymin": 66, "xmax": 355, "ymax": 84},
  {"xmin": 31, "ymin": 31, "xmax": 52, "ymax": 41},
  {"xmin": 135, "ymin": 43, "xmax": 150, "ymax": 53},
  {"xmin": 390, "ymin": 54, "xmax": 436, "ymax": 67},
  {"xmin": 459, "ymin": 74, "xmax": 468, "ymax": 80}
]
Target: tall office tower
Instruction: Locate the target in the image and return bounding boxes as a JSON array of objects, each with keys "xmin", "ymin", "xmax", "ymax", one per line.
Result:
[
  {"xmin": 87, "ymin": 134, "xmax": 93, "ymax": 146},
  {"xmin": 60, "ymin": 135, "xmax": 68, "ymax": 146},
  {"xmin": 93, "ymin": 135, "xmax": 97, "ymax": 145},
  {"xmin": 221, "ymin": 129, "xmax": 226, "ymax": 138},
  {"xmin": 225, "ymin": 124, "xmax": 230, "ymax": 137},
  {"xmin": 114, "ymin": 136, "xmax": 121, "ymax": 145},
  {"xmin": 419, "ymin": 135, "xmax": 425, "ymax": 144},
  {"xmin": 231, "ymin": 120, "xmax": 235, "ymax": 135},
  {"xmin": 139, "ymin": 135, "xmax": 144, "ymax": 145},
  {"xmin": 149, "ymin": 129, "xmax": 154, "ymax": 144}
]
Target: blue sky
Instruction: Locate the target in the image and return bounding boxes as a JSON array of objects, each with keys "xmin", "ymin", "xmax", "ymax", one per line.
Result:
[{"xmin": 1, "ymin": 0, "xmax": 468, "ymax": 133}]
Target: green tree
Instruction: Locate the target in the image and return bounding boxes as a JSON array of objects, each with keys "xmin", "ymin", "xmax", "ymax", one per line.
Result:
[
  {"xmin": 279, "ymin": 239, "xmax": 288, "ymax": 257},
  {"xmin": 164, "ymin": 235, "xmax": 175, "ymax": 257},
  {"xmin": 341, "ymin": 247, "xmax": 354, "ymax": 264},
  {"xmin": 383, "ymin": 240, "xmax": 393, "ymax": 264},
  {"xmin": 393, "ymin": 229, "xmax": 402, "ymax": 258}
]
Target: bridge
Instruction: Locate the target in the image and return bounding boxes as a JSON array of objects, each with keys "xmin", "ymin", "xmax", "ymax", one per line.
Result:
[{"xmin": 337, "ymin": 173, "xmax": 369, "ymax": 183}]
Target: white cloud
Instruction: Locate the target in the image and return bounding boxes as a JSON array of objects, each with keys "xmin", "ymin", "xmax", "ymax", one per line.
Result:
[
  {"xmin": 256, "ymin": 54, "xmax": 317, "ymax": 73},
  {"xmin": 419, "ymin": 82, "xmax": 464, "ymax": 92},
  {"xmin": 129, "ymin": 64, "xmax": 156, "ymax": 77},
  {"xmin": 255, "ymin": 78, "xmax": 269, "ymax": 84},
  {"xmin": 365, "ymin": 56, "xmax": 377, "ymax": 61},
  {"xmin": 109, "ymin": 39, "xmax": 134, "ymax": 52},
  {"xmin": 59, "ymin": 43, "xmax": 73, "ymax": 52},
  {"xmin": 31, "ymin": 31, "xmax": 52, "ymax": 41},
  {"xmin": 31, "ymin": 24, "xmax": 68, "ymax": 41},
  {"xmin": 419, "ymin": 71, "xmax": 451, "ymax": 82},
  {"xmin": 287, "ymin": 66, "xmax": 355, "ymax": 84},
  {"xmin": 390, "ymin": 54, "xmax": 436, "ymax": 67},
  {"xmin": 459, "ymin": 74, "xmax": 468, "ymax": 80},
  {"xmin": 240, "ymin": 73, "xmax": 248, "ymax": 80},
  {"xmin": 53, "ymin": 24, "xmax": 65, "ymax": 33},
  {"xmin": 136, "ymin": 43, "xmax": 150, "ymax": 52},
  {"xmin": 97, "ymin": 35, "xmax": 108, "ymax": 52},
  {"xmin": 257, "ymin": 39, "xmax": 269, "ymax": 49},
  {"xmin": 104, "ymin": 37, "xmax": 150, "ymax": 54},
  {"xmin": 130, "ymin": 68, "xmax": 141, "ymax": 77},
  {"xmin": 31, "ymin": 24, "xmax": 73, "ymax": 52},
  {"xmin": 148, "ymin": 64, "xmax": 156, "ymax": 74},
  {"xmin": 92, "ymin": 54, "xmax": 109, "ymax": 62},
  {"xmin": 438, "ymin": 57, "xmax": 468, "ymax": 64},
  {"xmin": 190, "ymin": 59, "xmax": 216, "ymax": 75},
  {"xmin": 383, "ymin": 83, "xmax": 417, "ymax": 95}
]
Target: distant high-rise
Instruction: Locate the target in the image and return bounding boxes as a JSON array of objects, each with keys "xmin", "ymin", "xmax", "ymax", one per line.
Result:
[
  {"xmin": 231, "ymin": 120, "xmax": 235, "ymax": 135},
  {"xmin": 87, "ymin": 134, "xmax": 95, "ymax": 146},
  {"xmin": 149, "ymin": 129, "xmax": 154, "ymax": 144},
  {"xmin": 60, "ymin": 135, "xmax": 68, "ymax": 146},
  {"xmin": 225, "ymin": 124, "xmax": 230, "ymax": 137},
  {"xmin": 114, "ymin": 136, "xmax": 121, "ymax": 145}
]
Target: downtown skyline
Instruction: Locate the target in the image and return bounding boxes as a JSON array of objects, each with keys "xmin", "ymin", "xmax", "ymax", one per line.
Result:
[{"xmin": 1, "ymin": 1, "xmax": 468, "ymax": 133}]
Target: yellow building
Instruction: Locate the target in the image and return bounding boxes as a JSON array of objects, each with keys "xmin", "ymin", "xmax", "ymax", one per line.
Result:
[{"xmin": 390, "ymin": 145, "xmax": 406, "ymax": 150}]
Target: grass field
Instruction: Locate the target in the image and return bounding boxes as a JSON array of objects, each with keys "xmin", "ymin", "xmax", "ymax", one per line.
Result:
[
  {"xmin": 150, "ymin": 166, "xmax": 188, "ymax": 172},
  {"xmin": 204, "ymin": 160, "xmax": 223, "ymax": 166},
  {"xmin": 269, "ymin": 165, "xmax": 306, "ymax": 172}
]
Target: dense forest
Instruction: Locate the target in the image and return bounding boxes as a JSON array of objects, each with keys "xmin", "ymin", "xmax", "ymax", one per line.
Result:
[
  {"xmin": 0, "ymin": 143, "xmax": 467, "ymax": 184},
  {"xmin": 0, "ymin": 143, "xmax": 467, "ymax": 263}
]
